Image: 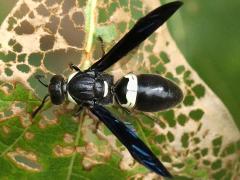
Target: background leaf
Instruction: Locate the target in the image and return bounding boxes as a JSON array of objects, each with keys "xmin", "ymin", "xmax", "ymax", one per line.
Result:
[{"xmin": 163, "ymin": 0, "xmax": 240, "ymax": 130}]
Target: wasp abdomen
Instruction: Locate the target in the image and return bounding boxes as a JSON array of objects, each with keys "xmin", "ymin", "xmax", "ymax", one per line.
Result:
[
  {"xmin": 136, "ymin": 74, "xmax": 183, "ymax": 111},
  {"xmin": 115, "ymin": 74, "xmax": 183, "ymax": 112}
]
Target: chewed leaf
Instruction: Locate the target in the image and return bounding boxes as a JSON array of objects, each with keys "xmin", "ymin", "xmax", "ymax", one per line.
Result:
[
  {"xmin": 95, "ymin": 25, "xmax": 117, "ymax": 43},
  {"xmin": 0, "ymin": 0, "xmax": 239, "ymax": 179}
]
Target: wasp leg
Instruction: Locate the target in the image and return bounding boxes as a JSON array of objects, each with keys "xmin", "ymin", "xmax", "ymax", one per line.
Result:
[
  {"xmin": 32, "ymin": 94, "xmax": 49, "ymax": 119},
  {"xmin": 120, "ymin": 106, "xmax": 131, "ymax": 114},
  {"xmin": 98, "ymin": 36, "xmax": 105, "ymax": 57},
  {"xmin": 69, "ymin": 63, "xmax": 81, "ymax": 72},
  {"xmin": 92, "ymin": 121, "xmax": 101, "ymax": 134},
  {"xmin": 35, "ymin": 75, "xmax": 48, "ymax": 87},
  {"xmin": 73, "ymin": 105, "xmax": 83, "ymax": 117}
]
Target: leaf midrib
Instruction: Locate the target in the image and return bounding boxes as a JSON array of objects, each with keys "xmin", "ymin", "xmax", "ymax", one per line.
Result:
[{"xmin": 66, "ymin": 111, "xmax": 85, "ymax": 180}]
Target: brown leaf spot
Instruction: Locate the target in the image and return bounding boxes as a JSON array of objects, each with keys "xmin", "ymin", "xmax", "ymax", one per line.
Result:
[
  {"xmin": 120, "ymin": 149, "xmax": 134, "ymax": 170},
  {"xmin": 7, "ymin": 148, "xmax": 41, "ymax": 172},
  {"xmin": 85, "ymin": 143, "xmax": 98, "ymax": 157},
  {"xmin": 29, "ymin": 11, "xmax": 35, "ymax": 19},
  {"xmin": 0, "ymin": 83, "xmax": 13, "ymax": 95},
  {"xmin": 38, "ymin": 117, "xmax": 58, "ymax": 129},
  {"xmin": 53, "ymin": 145, "xmax": 75, "ymax": 157},
  {"xmin": 2, "ymin": 125, "xmax": 10, "ymax": 134},
  {"xmin": 82, "ymin": 157, "xmax": 99, "ymax": 171},
  {"xmin": 59, "ymin": 15, "xmax": 84, "ymax": 48},
  {"xmin": 64, "ymin": 133, "xmax": 74, "ymax": 144},
  {"xmin": 7, "ymin": 17, "xmax": 17, "ymax": 31},
  {"xmin": 76, "ymin": 146, "xmax": 85, "ymax": 153},
  {"xmin": 36, "ymin": 4, "xmax": 50, "ymax": 17},
  {"xmin": 45, "ymin": 15, "xmax": 60, "ymax": 34},
  {"xmin": 72, "ymin": 11, "xmax": 84, "ymax": 26},
  {"xmin": 45, "ymin": 0, "xmax": 63, "ymax": 7},
  {"xmin": 82, "ymin": 154, "xmax": 108, "ymax": 171},
  {"xmin": 13, "ymin": 3, "xmax": 30, "ymax": 19},
  {"xmin": 40, "ymin": 35, "xmax": 55, "ymax": 51},
  {"xmin": 25, "ymin": 132, "xmax": 35, "ymax": 140},
  {"xmin": 62, "ymin": 0, "xmax": 76, "ymax": 14},
  {"xmin": 19, "ymin": 114, "xmax": 32, "ymax": 128},
  {"xmin": 14, "ymin": 20, "xmax": 35, "ymax": 35}
]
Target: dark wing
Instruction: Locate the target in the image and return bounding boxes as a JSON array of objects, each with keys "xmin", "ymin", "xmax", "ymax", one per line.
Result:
[
  {"xmin": 89, "ymin": 1, "xmax": 183, "ymax": 72},
  {"xmin": 89, "ymin": 104, "xmax": 172, "ymax": 178}
]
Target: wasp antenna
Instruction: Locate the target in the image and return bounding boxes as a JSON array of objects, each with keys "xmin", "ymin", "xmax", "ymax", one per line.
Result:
[
  {"xmin": 35, "ymin": 74, "xmax": 49, "ymax": 87},
  {"xmin": 32, "ymin": 94, "xmax": 50, "ymax": 118}
]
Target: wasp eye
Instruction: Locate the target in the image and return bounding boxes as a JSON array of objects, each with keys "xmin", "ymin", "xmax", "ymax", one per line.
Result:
[{"xmin": 48, "ymin": 75, "xmax": 66, "ymax": 105}]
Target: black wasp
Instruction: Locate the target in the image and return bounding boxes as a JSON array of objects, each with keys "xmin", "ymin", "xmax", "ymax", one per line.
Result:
[{"xmin": 32, "ymin": 1, "xmax": 183, "ymax": 178}]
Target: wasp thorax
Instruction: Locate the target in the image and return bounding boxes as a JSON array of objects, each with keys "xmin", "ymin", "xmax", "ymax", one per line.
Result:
[{"xmin": 48, "ymin": 75, "xmax": 66, "ymax": 105}]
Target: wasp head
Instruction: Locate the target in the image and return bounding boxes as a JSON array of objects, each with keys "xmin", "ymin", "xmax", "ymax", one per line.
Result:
[{"xmin": 48, "ymin": 75, "xmax": 67, "ymax": 105}]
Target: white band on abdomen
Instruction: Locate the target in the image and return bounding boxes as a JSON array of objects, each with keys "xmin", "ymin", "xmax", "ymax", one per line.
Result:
[{"xmin": 121, "ymin": 74, "xmax": 138, "ymax": 108}]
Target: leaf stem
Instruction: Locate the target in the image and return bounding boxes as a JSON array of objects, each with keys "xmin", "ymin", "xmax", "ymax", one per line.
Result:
[
  {"xmin": 66, "ymin": 110, "xmax": 85, "ymax": 180},
  {"xmin": 85, "ymin": 0, "xmax": 97, "ymax": 54}
]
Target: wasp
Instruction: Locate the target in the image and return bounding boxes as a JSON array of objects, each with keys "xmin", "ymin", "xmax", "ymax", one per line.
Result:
[{"xmin": 32, "ymin": 1, "xmax": 183, "ymax": 177}]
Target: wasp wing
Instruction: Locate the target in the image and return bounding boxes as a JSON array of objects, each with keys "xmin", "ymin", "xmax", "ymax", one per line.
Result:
[
  {"xmin": 89, "ymin": 1, "xmax": 183, "ymax": 72},
  {"xmin": 89, "ymin": 104, "xmax": 172, "ymax": 178}
]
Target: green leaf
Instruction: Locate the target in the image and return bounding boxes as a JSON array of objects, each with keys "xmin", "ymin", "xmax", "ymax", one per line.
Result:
[{"xmin": 95, "ymin": 25, "xmax": 117, "ymax": 43}]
